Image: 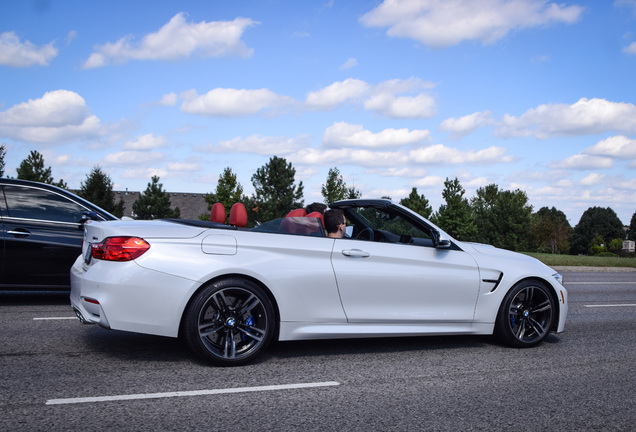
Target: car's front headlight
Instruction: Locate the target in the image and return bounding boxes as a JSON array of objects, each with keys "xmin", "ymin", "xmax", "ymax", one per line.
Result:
[{"xmin": 553, "ymin": 273, "xmax": 563, "ymax": 285}]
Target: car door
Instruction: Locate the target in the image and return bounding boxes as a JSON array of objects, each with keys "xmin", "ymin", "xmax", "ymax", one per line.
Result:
[
  {"xmin": 330, "ymin": 206, "xmax": 482, "ymax": 324},
  {"xmin": 0, "ymin": 185, "xmax": 87, "ymax": 289}
]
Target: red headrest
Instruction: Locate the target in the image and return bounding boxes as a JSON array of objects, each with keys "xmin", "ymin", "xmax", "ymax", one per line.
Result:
[
  {"xmin": 229, "ymin": 203, "xmax": 248, "ymax": 227},
  {"xmin": 286, "ymin": 208, "xmax": 307, "ymax": 217},
  {"xmin": 210, "ymin": 203, "xmax": 226, "ymax": 224},
  {"xmin": 306, "ymin": 211, "xmax": 324, "ymax": 227}
]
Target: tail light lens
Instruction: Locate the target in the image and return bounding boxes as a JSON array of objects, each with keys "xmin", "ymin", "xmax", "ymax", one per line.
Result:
[{"xmin": 91, "ymin": 237, "xmax": 150, "ymax": 261}]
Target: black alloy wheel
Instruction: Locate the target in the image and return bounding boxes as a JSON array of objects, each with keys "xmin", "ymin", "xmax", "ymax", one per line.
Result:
[
  {"xmin": 495, "ymin": 280, "xmax": 555, "ymax": 348},
  {"xmin": 183, "ymin": 278, "xmax": 275, "ymax": 366}
]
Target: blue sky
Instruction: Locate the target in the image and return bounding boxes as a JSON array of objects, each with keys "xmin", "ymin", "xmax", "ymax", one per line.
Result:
[{"xmin": 1, "ymin": 0, "xmax": 636, "ymax": 225}]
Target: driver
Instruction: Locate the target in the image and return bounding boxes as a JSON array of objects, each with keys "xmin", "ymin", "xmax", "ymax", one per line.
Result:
[{"xmin": 324, "ymin": 209, "xmax": 346, "ymax": 238}]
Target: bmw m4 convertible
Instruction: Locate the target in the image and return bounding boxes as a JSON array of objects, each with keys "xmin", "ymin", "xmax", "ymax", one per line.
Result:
[{"xmin": 70, "ymin": 199, "xmax": 567, "ymax": 366}]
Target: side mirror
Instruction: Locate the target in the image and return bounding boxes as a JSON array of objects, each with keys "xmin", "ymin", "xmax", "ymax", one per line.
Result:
[
  {"xmin": 80, "ymin": 211, "xmax": 99, "ymax": 225},
  {"xmin": 432, "ymin": 229, "xmax": 452, "ymax": 249}
]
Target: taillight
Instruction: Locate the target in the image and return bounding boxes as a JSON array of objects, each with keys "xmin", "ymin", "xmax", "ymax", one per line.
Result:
[{"xmin": 91, "ymin": 237, "xmax": 150, "ymax": 261}]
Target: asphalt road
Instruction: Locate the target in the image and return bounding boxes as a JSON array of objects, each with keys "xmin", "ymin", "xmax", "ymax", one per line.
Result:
[{"xmin": 1, "ymin": 270, "xmax": 635, "ymax": 431}]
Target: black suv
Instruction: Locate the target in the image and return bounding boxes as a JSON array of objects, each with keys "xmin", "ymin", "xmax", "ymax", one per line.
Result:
[{"xmin": 0, "ymin": 179, "xmax": 118, "ymax": 291}]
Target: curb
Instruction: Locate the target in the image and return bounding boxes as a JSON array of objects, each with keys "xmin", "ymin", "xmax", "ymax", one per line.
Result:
[{"xmin": 552, "ymin": 266, "xmax": 636, "ymax": 272}]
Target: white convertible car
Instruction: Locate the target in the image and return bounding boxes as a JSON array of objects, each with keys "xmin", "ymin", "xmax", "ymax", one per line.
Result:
[{"xmin": 71, "ymin": 199, "xmax": 567, "ymax": 366}]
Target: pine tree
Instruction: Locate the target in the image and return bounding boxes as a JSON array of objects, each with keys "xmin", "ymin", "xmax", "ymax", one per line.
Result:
[
  {"xmin": 79, "ymin": 166, "xmax": 124, "ymax": 218},
  {"xmin": 251, "ymin": 156, "xmax": 303, "ymax": 222},
  {"xmin": 0, "ymin": 143, "xmax": 6, "ymax": 177},
  {"xmin": 16, "ymin": 150, "xmax": 67, "ymax": 188},
  {"xmin": 201, "ymin": 167, "xmax": 244, "ymax": 220},
  {"xmin": 400, "ymin": 187, "xmax": 432, "ymax": 219},
  {"xmin": 431, "ymin": 177, "xmax": 477, "ymax": 241},
  {"xmin": 132, "ymin": 175, "xmax": 180, "ymax": 220}
]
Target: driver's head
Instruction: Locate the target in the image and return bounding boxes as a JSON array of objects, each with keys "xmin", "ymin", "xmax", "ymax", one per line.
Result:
[{"xmin": 324, "ymin": 209, "xmax": 346, "ymax": 238}]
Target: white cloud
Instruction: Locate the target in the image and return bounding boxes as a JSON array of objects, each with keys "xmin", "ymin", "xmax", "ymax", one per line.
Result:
[
  {"xmin": 439, "ymin": 111, "xmax": 494, "ymax": 137},
  {"xmin": 0, "ymin": 90, "xmax": 101, "ymax": 143},
  {"xmin": 323, "ymin": 122, "xmax": 431, "ymax": 148},
  {"xmin": 123, "ymin": 133, "xmax": 168, "ymax": 150},
  {"xmin": 364, "ymin": 92, "xmax": 437, "ymax": 118},
  {"xmin": 216, "ymin": 134, "xmax": 309, "ymax": 155},
  {"xmin": 160, "ymin": 93, "xmax": 178, "ymax": 106},
  {"xmin": 340, "ymin": 58, "xmax": 358, "ymax": 70},
  {"xmin": 167, "ymin": 162, "xmax": 200, "ymax": 172},
  {"xmin": 121, "ymin": 167, "xmax": 168, "ymax": 180},
  {"xmin": 360, "ymin": 0, "xmax": 584, "ymax": 48},
  {"xmin": 580, "ymin": 172, "xmax": 605, "ymax": 186},
  {"xmin": 306, "ymin": 79, "xmax": 370, "ymax": 109},
  {"xmin": 104, "ymin": 150, "xmax": 164, "ymax": 165},
  {"xmin": 0, "ymin": 31, "xmax": 58, "ymax": 67},
  {"xmin": 552, "ymin": 154, "xmax": 614, "ymax": 169},
  {"xmin": 585, "ymin": 135, "xmax": 636, "ymax": 159},
  {"xmin": 409, "ymin": 144, "xmax": 512, "ymax": 164},
  {"xmin": 624, "ymin": 41, "xmax": 636, "ymax": 54},
  {"xmin": 306, "ymin": 77, "xmax": 437, "ymax": 118},
  {"xmin": 497, "ymin": 98, "xmax": 636, "ymax": 138},
  {"xmin": 83, "ymin": 13, "xmax": 257, "ymax": 68},
  {"xmin": 180, "ymin": 88, "xmax": 294, "ymax": 117},
  {"xmin": 413, "ymin": 175, "xmax": 445, "ymax": 187},
  {"xmin": 292, "ymin": 147, "xmax": 409, "ymax": 167}
]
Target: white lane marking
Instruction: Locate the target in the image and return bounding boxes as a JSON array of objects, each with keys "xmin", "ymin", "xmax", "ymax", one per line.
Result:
[
  {"xmin": 564, "ymin": 282, "xmax": 636, "ymax": 285},
  {"xmin": 33, "ymin": 317, "xmax": 77, "ymax": 320},
  {"xmin": 584, "ymin": 304, "xmax": 636, "ymax": 308},
  {"xmin": 46, "ymin": 381, "xmax": 341, "ymax": 405}
]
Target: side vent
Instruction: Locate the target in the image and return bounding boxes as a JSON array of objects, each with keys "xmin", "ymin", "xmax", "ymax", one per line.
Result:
[{"xmin": 482, "ymin": 272, "xmax": 504, "ymax": 292}]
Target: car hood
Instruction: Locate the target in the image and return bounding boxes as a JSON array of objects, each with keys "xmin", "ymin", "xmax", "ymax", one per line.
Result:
[{"xmin": 459, "ymin": 241, "xmax": 557, "ymax": 277}]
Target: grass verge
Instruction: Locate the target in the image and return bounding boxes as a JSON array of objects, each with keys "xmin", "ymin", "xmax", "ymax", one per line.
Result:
[{"xmin": 523, "ymin": 252, "xmax": 636, "ymax": 268}]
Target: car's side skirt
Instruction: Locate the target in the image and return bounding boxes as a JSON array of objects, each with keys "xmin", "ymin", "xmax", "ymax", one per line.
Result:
[{"xmin": 278, "ymin": 322, "xmax": 495, "ymax": 341}]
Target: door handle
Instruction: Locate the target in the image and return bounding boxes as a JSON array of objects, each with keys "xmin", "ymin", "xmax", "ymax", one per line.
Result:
[
  {"xmin": 342, "ymin": 249, "xmax": 370, "ymax": 258},
  {"xmin": 7, "ymin": 229, "xmax": 31, "ymax": 238}
]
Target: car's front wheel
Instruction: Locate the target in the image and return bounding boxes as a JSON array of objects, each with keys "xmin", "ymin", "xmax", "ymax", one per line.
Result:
[
  {"xmin": 495, "ymin": 280, "xmax": 555, "ymax": 348},
  {"xmin": 183, "ymin": 278, "xmax": 275, "ymax": 366}
]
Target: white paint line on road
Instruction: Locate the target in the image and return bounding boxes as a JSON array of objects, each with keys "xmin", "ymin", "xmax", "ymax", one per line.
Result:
[
  {"xmin": 584, "ymin": 304, "xmax": 636, "ymax": 308},
  {"xmin": 46, "ymin": 381, "xmax": 341, "ymax": 405},
  {"xmin": 33, "ymin": 317, "xmax": 77, "ymax": 320},
  {"xmin": 564, "ymin": 282, "xmax": 636, "ymax": 285}
]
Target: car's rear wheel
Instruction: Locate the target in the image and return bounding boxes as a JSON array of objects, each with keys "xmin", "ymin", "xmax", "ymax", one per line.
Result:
[
  {"xmin": 495, "ymin": 280, "xmax": 554, "ymax": 348},
  {"xmin": 183, "ymin": 278, "xmax": 274, "ymax": 366}
]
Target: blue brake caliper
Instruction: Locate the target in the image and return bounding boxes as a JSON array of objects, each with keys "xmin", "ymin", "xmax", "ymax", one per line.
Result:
[{"xmin": 242, "ymin": 315, "xmax": 255, "ymax": 342}]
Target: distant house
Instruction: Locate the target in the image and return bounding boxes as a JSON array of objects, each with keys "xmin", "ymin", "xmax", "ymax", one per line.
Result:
[
  {"xmin": 623, "ymin": 240, "xmax": 635, "ymax": 253},
  {"xmin": 113, "ymin": 190, "xmax": 209, "ymax": 220}
]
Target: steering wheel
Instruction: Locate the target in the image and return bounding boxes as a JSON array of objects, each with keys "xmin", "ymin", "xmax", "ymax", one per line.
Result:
[{"xmin": 356, "ymin": 227, "xmax": 374, "ymax": 241}]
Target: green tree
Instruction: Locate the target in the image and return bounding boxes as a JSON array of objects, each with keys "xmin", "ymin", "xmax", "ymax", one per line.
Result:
[
  {"xmin": 400, "ymin": 187, "xmax": 432, "ymax": 219},
  {"xmin": 78, "ymin": 166, "xmax": 124, "ymax": 218},
  {"xmin": 530, "ymin": 207, "xmax": 571, "ymax": 254},
  {"xmin": 571, "ymin": 207, "xmax": 624, "ymax": 255},
  {"xmin": 201, "ymin": 167, "xmax": 244, "ymax": 221},
  {"xmin": 321, "ymin": 167, "xmax": 348, "ymax": 203},
  {"xmin": 431, "ymin": 177, "xmax": 477, "ymax": 241},
  {"xmin": 132, "ymin": 175, "xmax": 180, "ymax": 220},
  {"xmin": 16, "ymin": 150, "xmax": 67, "ymax": 188},
  {"xmin": 320, "ymin": 167, "xmax": 361, "ymax": 203},
  {"xmin": 628, "ymin": 211, "xmax": 636, "ymax": 242},
  {"xmin": 251, "ymin": 156, "xmax": 304, "ymax": 222},
  {"xmin": 471, "ymin": 184, "xmax": 533, "ymax": 251},
  {"xmin": 0, "ymin": 143, "xmax": 6, "ymax": 177}
]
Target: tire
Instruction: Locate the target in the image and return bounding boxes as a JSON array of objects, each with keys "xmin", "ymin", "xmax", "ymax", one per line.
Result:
[
  {"xmin": 183, "ymin": 278, "xmax": 275, "ymax": 366},
  {"xmin": 495, "ymin": 280, "xmax": 555, "ymax": 348}
]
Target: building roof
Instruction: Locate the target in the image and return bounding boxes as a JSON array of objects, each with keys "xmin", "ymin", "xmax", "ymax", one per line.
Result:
[{"xmin": 114, "ymin": 190, "xmax": 209, "ymax": 220}]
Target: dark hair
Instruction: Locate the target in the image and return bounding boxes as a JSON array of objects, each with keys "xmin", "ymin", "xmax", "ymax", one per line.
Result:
[
  {"xmin": 306, "ymin": 202, "xmax": 327, "ymax": 215},
  {"xmin": 324, "ymin": 209, "xmax": 345, "ymax": 234}
]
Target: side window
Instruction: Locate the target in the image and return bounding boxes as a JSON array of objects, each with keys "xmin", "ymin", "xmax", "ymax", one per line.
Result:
[{"xmin": 4, "ymin": 186, "xmax": 87, "ymax": 223}]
